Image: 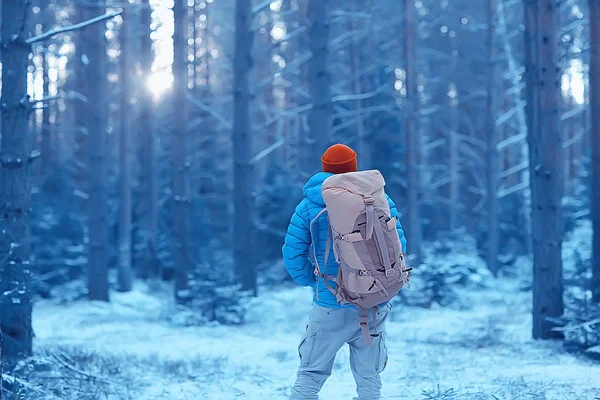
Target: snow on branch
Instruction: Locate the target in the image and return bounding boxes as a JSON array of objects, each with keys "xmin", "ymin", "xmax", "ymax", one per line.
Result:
[{"xmin": 26, "ymin": 10, "xmax": 123, "ymax": 45}]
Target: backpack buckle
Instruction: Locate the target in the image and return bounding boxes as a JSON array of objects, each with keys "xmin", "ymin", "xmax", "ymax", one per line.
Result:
[
  {"xmin": 385, "ymin": 269, "xmax": 395, "ymax": 278},
  {"xmin": 363, "ymin": 196, "xmax": 375, "ymax": 205},
  {"xmin": 359, "ymin": 270, "xmax": 369, "ymax": 276}
]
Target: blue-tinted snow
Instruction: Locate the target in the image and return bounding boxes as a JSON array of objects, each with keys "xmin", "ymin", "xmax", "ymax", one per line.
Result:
[{"xmin": 32, "ymin": 278, "xmax": 600, "ymax": 399}]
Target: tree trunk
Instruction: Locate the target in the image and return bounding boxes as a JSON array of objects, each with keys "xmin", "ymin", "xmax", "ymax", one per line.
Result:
[
  {"xmin": 74, "ymin": 7, "xmax": 89, "ymax": 191},
  {"xmin": 41, "ymin": 48, "xmax": 52, "ymax": 171},
  {"xmin": 306, "ymin": 0, "xmax": 331, "ymax": 178},
  {"xmin": 448, "ymin": 85, "xmax": 459, "ymax": 232},
  {"xmin": 233, "ymin": 0, "xmax": 257, "ymax": 295},
  {"xmin": 525, "ymin": 0, "xmax": 564, "ymax": 339},
  {"xmin": 486, "ymin": 0, "xmax": 500, "ymax": 275},
  {"xmin": 80, "ymin": 2, "xmax": 110, "ymax": 302},
  {"xmin": 0, "ymin": 0, "xmax": 33, "ymax": 360},
  {"xmin": 139, "ymin": 0, "xmax": 159, "ymax": 279},
  {"xmin": 350, "ymin": 0, "xmax": 369, "ymax": 169},
  {"xmin": 404, "ymin": 0, "xmax": 422, "ymax": 261},
  {"xmin": 498, "ymin": 0, "xmax": 531, "ymax": 256},
  {"xmin": 173, "ymin": 0, "xmax": 191, "ymax": 301},
  {"xmin": 118, "ymin": 10, "xmax": 133, "ymax": 292},
  {"xmin": 590, "ymin": 0, "xmax": 600, "ymax": 302}
]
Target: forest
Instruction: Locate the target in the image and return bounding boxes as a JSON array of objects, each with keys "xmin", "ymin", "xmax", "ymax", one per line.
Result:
[{"xmin": 0, "ymin": 0, "xmax": 599, "ymax": 399}]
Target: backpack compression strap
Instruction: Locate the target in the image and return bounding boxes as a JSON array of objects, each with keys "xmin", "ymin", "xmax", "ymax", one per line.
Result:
[{"xmin": 358, "ymin": 307, "xmax": 381, "ymax": 347}]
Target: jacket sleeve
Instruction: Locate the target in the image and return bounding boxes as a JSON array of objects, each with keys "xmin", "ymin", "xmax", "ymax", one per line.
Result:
[
  {"xmin": 386, "ymin": 194, "xmax": 408, "ymax": 253},
  {"xmin": 282, "ymin": 200, "xmax": 316, "ymax": 288}
]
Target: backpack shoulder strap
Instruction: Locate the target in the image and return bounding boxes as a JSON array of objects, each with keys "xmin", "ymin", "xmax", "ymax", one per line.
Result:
[
  {"xmin": 309, "ymin": 208, "xmax": 328, "ymax": 274},
  {"xmin": 310, "ymin": 209, "xmax": 338, "ymax": 297}
]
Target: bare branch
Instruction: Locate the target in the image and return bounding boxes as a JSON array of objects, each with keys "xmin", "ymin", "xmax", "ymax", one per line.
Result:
[
  {"xmin": 332, "ymin": 85, "xmax": 387, "ymax": 103},
  {"xmin": 562, "ymin": 127, "xmax": 589, "ymax": 149},
  {"xmin": 252, "ymin": 0, "xmax": 272, "ymax": 15},
  {"xmin": 250, "ymin": 139, "xmax": 285, "ymax": 165},
  {"xmin": 495, "ymin": 100, "xmax": 526, "ymax": 127},
  {"xmin": 561, "ymin": 106, "xmax": 586, "ymax": 121},
  {"xmin": 552, "ymin": 318, "xmax": 600, "ymax": 332},
  {"xmin": 499, "ymin": 161, "xmax": 529, "ymax": 179},
  {"xmin": 497, "ymin": 132, "xmax": 526, "ymax": 151},
  {"xmin": 26, "ymin": 10, "xmax": 123, "ymax": 45},
  {"xmin": 186, "ymin": 94, "xmax": 232, "ymax": 129},
  {"xmin": 30, "ymin": 94, "xmax": 62, "ymax": 106},
  {"xmin": 497, "ymin": 181, "xmax": 529, "ymax": 199}
]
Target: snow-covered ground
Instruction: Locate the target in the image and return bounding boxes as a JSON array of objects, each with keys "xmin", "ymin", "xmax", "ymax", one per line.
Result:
[{"xmin": 31, "ymin": 280, "xmax": 599, "ymax": 400}]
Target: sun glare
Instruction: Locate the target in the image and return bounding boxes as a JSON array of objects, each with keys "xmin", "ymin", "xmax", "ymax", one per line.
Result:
[
  {"xmin": 562, "ymin": 59, "xmax": 586, "ymax": 104},
  {"xmin": 148, "ymin": 70, "xmax": 173, "ymax": 99}
]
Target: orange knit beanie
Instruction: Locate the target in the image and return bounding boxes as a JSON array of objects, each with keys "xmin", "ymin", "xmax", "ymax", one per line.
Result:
[{"xmin": 321, "ymin": 144, "xmax": 358, "ymax": 174}]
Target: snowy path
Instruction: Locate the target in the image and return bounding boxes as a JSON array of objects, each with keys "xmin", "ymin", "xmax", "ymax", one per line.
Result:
[{"xmin": 33, "ymin": 281, "xmax": 599, "ymax": 400}]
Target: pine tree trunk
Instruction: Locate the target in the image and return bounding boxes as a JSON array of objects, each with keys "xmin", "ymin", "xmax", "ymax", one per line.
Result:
[
  {"xmin": 498, "ymin": 0, "xmax": 531, "ymax": 256},
  {"xmin": 306, "ymin": 0, "xmax": 331, "ymax": 177},
  {"xmin": 80, "ymin": 2, "xmax": 110, "ymax": 302},
  {"xmin": 173, "ymin": 0, "xmax": 191, "ymax": 301},
  {"xmin": 350, "ymin": 0, "xmax": 369, "ymax": 169},
  {"xmin": 41, "ymin": 48, "xmax": 52, "ymax": 171},
  {"xmin": 139, "ymin": 0, "xmax": 159, "ymax": 279},
  {"xmin": 525, "ymin": 0, "xmax": 564, "ymax": 339},
  {"xmin": 404, "ymin": 0, "xmax": 422, "ymax": 261},
  {"xmin": 233, "ymin": 0, "xmax": 257, "ymax": 295},
  {"xmin": 74, "ymin": 7, "xmax": 89, "ymax": 191},
  {"xmin": 0, "ymin": 0, "xmax": 33, "ymax": 359},
  {"xmin": 118, "ymin": 10, "xmax": 133, "ymax": 292},
  {"xmin": 448, "ymin": 88, "xmax": 459, "ymax": 232},
  {"xmin": 590, "ymin": 0, "xmax": 600, "ymax": 303},
  {"xmin": 486, "ymin": 0, "xmax": 500, "ymax": 276}
]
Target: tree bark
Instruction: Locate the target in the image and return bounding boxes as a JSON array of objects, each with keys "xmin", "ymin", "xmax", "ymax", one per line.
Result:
[
  {"xmin": 0, "ymin": 0, "xmax": 33, "ymax": 360},
  {"xmin": 306, "ymin": 0, "xmax": 331, "ymax": 178},
  {"xmin": 497, "ymin": 0, "xmax": 531, "ymax": 256},
  {"xmin": 139, "ymin": 0, "xmax": 159, "ymax": 279},
  {"xmin": 525, "ymin": 0, "xmax": 564, "ymax": 339},
  {"xmin": 118, "ymin": 10, "xmax": 133, "ymax": 292},
  {"xmin": 80, "ymin": 2, "xmax": 110, "ymax": 302},
  {"xmin": 233, "ymin": 0, "xmax": 257, "ymax": 295},
  {"xmin": 590, "ymin": 0, "xmax": 600, "ymax": 302},
  {"xmin": 448, "ymin": 84, "xmax": 459, "ymax": 232},
  {"xmin": 486, "ymin": 0, "xmax": 500, "ymax": 275},
  {"xmin": 350, "ymin": 0, "xmax": 369, "ymax": 169},
  {"xmin": 41, "ymin": 48, "xmax": 52, "ymax": 171},
  {"xmin": 74, "ymin": 7, "xmax": 88, "ymax": 190},
  {"xmin": 173, "ymin": 0, "xmax": 191, "ymax": 301},
  {"xmin": 404, "ymin": 0, "xmax": 422, "ymax": 261}
]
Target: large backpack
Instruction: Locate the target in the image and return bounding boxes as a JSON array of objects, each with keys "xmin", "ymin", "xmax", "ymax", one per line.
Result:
[{"xmin": 309, "ymin": 170, "xmax": 411, "ymax": 345}]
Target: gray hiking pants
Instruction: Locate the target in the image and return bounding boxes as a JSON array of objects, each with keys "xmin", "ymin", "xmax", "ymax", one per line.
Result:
[{"xmin": 289, "ymin": 303, "xmax": 390, "ymax": 400}]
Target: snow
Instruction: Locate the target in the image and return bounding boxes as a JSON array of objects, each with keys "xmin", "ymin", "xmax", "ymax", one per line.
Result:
[{"xmin": 32, "ymin": 279, "xmax": 600, "ymax": 400}]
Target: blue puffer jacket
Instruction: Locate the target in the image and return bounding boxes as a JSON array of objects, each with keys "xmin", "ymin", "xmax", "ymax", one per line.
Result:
[{"xmin": 282, "ymin": 172, "xmax": 408, "ymax": 308}]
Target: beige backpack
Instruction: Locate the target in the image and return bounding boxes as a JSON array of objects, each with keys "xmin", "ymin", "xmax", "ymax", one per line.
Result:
[{"xmin": 310, "ymin": 170, "xmax": 411, "ymax": 345}]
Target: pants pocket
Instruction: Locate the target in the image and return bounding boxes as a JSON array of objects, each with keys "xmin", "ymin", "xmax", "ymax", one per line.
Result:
[
  {"xmin": 375, "ymin": 332, "xmax": 388, "ymax": 373},
  {"xmin": 298, "ymin": 330, "xmax": 317, "ymax": 368}
]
